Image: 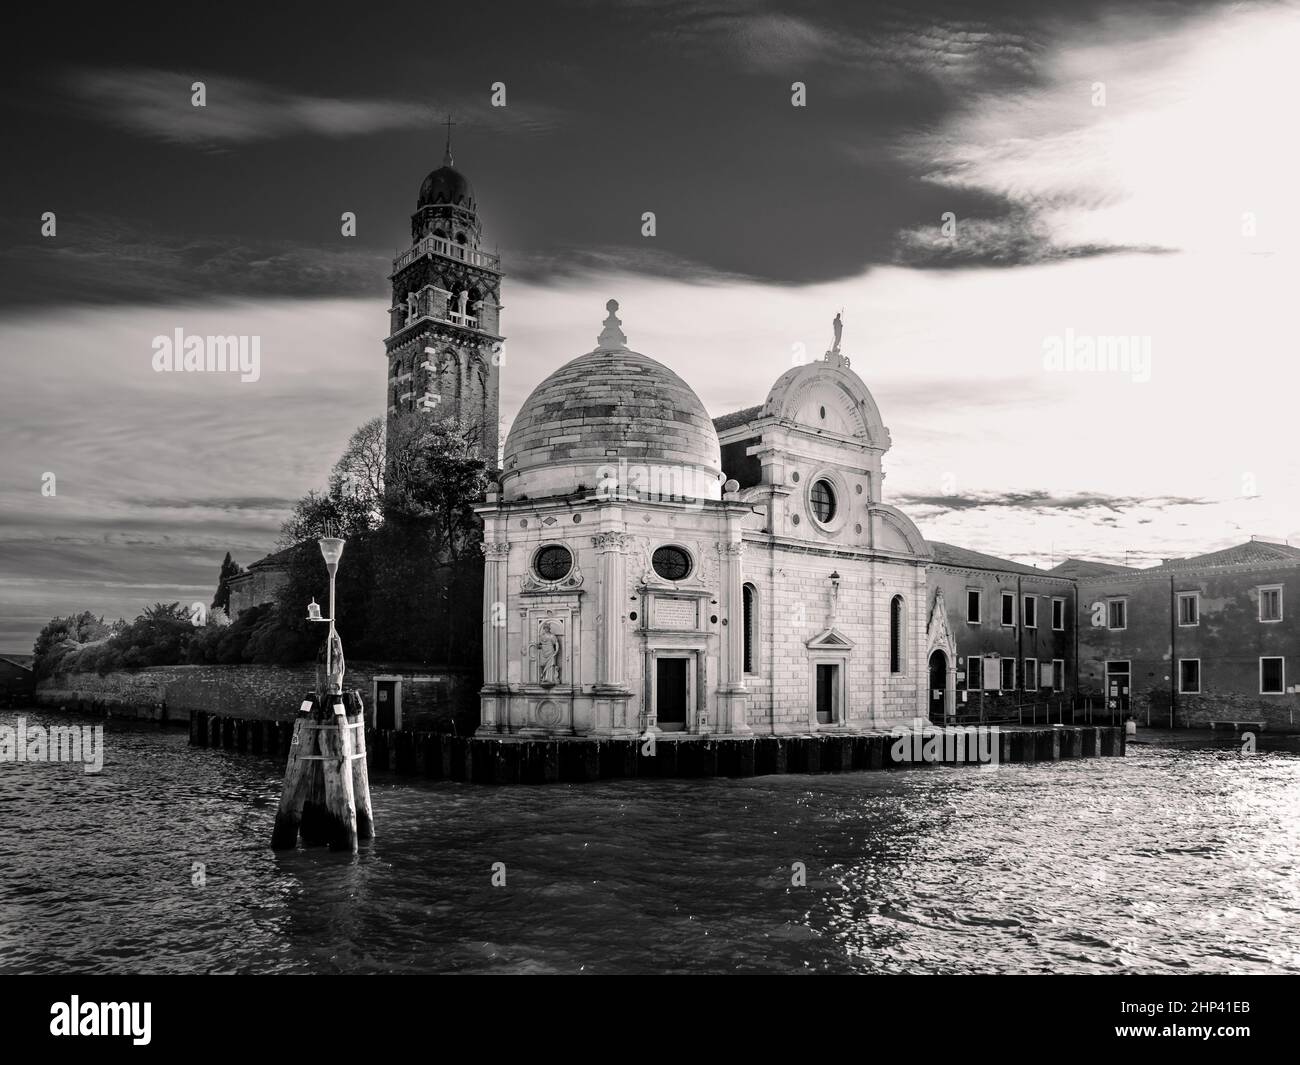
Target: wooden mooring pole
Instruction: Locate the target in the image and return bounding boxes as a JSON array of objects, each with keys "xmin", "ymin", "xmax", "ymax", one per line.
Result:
[{"xmin": 272, "ymin": 689, "xmax": 374, "ymax": 852}]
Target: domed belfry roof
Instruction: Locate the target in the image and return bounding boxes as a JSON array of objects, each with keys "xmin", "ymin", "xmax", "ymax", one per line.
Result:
[
  {"xmin": 501, "ymin": 301, "xmax": 723, "ymax": 501},
  {"xmin": 418, "ymin": 163, "xmax": 474, "ymax": 209}
]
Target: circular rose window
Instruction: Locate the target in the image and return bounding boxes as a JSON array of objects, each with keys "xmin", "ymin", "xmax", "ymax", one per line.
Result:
[
  {"xmin": 534, "ymin": 544, "xmax": 573, "ymax": 581},
  {"xmin": 810, "ymin": 480, "xmax": 837, "ymax": 523},
  {"xmin": 652, "ymin": 546, "xmax": 692, "ymax": 581}
]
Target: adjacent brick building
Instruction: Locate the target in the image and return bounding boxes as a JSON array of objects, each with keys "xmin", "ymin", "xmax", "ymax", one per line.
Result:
[
  {"xmin": 1070, "ymin": 540, "xmax": 1300, "ymax": 728},
  {"xmin": 925, "ymin": 543, "xmax": 1077, "ymax": 721}
]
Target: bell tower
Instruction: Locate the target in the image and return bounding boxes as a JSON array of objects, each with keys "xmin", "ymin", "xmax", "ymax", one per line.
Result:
[{"xmin": 385, "ymin": 123, "xmax": 503, "ymax": 464}]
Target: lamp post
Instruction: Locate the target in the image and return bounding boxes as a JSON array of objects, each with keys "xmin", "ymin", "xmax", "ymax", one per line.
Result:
[
  {"xmin": 274, "ymin": 532, "xmax": 373, "ymax": 853},
  {"xmin": 307, "ymin": 536, "xmax": 346, "ymax": 697}
]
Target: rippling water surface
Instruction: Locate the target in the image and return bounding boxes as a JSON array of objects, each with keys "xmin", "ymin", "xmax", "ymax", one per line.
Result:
[{"xmin": 1, "ymin": 710, "xmax": 1297, "ymax": 974}]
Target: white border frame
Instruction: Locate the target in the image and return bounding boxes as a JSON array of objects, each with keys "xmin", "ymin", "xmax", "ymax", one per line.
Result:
[
  {"xmin": 1051, "ymin": 596, "xmax": 1066, "ymax": 631},
  {"xmin": 1000, "ymin": 590, "xmax": 1016, "ymax": 627},
  {"xmin": 1257, "ymin": 585, "xmax": 1283, "ymax": 623},
  {"xmin": 1260, "ymin": 655, "xmax": 1285, "ymax": 694},
  {"xmin": 1107, "ymin": 597, "xmax": 1128, "ymax": 631}
]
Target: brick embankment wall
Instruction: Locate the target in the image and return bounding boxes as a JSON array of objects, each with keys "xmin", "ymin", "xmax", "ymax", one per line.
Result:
[
  {"xmin": 1078, "ymin": 683, "xmax": 1300, "ymax": 730},
  {"xmin": 1173, "ymin": 692, "xmax": 1299, "ymax": 730},
  {"xmin": 35, "ymin": 663, "xmax": 478, "ymax": 732}
]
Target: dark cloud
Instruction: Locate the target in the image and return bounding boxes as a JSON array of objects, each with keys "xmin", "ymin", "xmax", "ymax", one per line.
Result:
[
  {"xmin": 896, "ymin": 489, "xmax": 1216, "ymax": 516},
  {"xmin": 63, "ymin": 68, "xmax": 564, "ymax": 148},
  {"xmin": 0, "ymin": 1, "xmax": 1228, "ymax": 306},
  {"xmin": 0, "ymin": 216, "xmax": 390, "ymax": 308},
  {"xmin": 124, "ymin": 495, "xmax": 295, "ymax": 512},
  {"xmin": 893, "ymin": 209, "xmax": 1177, "ymax": 268}
]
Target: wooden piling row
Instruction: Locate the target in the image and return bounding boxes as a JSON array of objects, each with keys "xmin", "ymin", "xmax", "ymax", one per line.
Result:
[{"xmin": 192, "ymin": 714, "xmax": 1123, "ymax": 787}]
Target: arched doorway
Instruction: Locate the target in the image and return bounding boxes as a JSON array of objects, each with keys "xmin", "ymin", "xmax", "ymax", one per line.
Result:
[{"xmin": 928, "ymin": 650, "xmax": 948, "ymax": 723}]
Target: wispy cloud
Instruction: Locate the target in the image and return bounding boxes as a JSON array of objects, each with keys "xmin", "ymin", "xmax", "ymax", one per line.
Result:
[
  {"xmin": 892, "ymin": 208, "xmax": 1173, "ymax": 267},
  {"xmin": 896, "ymin": 490, "xmax": 1216, "ymax": 516},
  {"xmin": 64, "ymin": 68, "xmax": 563, "ymax": 147},
  {"xmin": 0, "ymin": 215, "xmax": 390, "ymax": 309},
  {"xmin": 666, "ymin": 6, "xmax": 1042, "ymax": 94},
  {"xmin": 892, "ymin": 3, "xmax": 1300, "ymax": 258}
]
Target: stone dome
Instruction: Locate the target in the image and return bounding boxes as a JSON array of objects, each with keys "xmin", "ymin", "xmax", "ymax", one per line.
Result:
[
  {"xmin": 501, "ymin": 301, "xmax": 723, "ymax": 502},
  {"xmin": 418, "ymin": 164, "xmax": 474, "ymax": 209}
]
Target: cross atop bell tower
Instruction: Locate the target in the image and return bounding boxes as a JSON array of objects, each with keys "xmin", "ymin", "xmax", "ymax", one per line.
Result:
[
  {"xmin": 384, "ymin": 136, "xmax": 504, "ymax": 464},
  {"xmin": 441, "ymin": 114, "xmax": 456, "ymax": 165}
]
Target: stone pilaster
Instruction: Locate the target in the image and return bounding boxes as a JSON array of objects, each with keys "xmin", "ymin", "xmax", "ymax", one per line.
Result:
[
  {"xmin": 478, "ymin": 539, "xmax": 510, "ymax": 734},
  {"xmin": 591, "ymin": 532, "xmax": 631, "ymax": 689},
  {"xmin": 716, "ymin": 540, "xmax": 751, "ymax": 734},
  {"xmin": 590, "ymin": 530, "xmax": 635, "ymax": 736}
]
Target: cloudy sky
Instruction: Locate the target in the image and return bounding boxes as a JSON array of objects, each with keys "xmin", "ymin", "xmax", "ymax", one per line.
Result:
[{"xmin": 1, "ymin": 0, "xmax": 1297, "ymax": 648}]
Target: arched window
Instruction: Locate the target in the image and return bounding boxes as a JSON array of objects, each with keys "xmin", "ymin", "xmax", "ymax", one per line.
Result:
[
  {"xmin": 890, "ymin": 595, "xmax": 905, "ymax": 673},
  {"xmin": 742, "ymin": 583, "xmax": 757, "ymax": 674}
]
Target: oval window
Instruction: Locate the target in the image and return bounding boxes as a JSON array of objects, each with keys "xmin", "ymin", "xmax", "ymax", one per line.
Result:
[
  {"xmin": 652, "ymin": 546, "xmax": 692, "ymax": 581},
  {"xmin": 534, "ymin": 545, "xmax": 573, "ymax": 581},
  {"xmin": 811, "ymin": 480, "xmax": 837, "ymax": 523}
]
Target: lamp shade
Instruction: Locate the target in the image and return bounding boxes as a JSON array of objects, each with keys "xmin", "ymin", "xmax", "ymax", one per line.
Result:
[{"xmin": 319, "ymin": 537, "xmax": 346, "ymax": 566}]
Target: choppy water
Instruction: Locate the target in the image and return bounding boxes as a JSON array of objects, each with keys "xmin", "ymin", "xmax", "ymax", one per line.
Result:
[{"xmin": 1, "ymin": 710, "xmax": 1297, "ymax": 974}]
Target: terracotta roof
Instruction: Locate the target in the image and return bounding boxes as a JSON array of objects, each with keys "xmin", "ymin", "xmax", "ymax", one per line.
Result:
[
  {"xmin": 1049, "ymin": 558, "xmax": 1135, "ymax": 578},
  {"xmin": 1143, "ymin": 540, "xmax": 1300, "ymax": 574},
  {"xmin": 712, "ymin": 405, "xmax": 763, "ymax": 433},
  {"xmin": 926, "ymin": 541, "xmax": 1058, "ymax": 578}
]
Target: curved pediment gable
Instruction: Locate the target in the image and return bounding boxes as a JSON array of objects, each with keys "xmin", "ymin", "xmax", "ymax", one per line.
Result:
[
  {"xmin": 763, "ymin": 362, "xmax": 889, "ymax": 449},
  {"xmin": 870, "ymin": 504, "xmax": 930, "ymax": 557}
]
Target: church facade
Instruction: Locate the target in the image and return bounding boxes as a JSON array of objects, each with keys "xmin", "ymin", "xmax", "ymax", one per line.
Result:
[{"xmin": 476, "ymin": 300, "xmax": 935, "ymax": 737}]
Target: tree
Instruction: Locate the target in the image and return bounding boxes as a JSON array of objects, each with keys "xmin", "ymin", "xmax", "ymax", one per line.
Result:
[
  {"xmin": 272, "ymin": 412, "xmax": 489, "ymax": 667},
  {"xmin": 114, "ymin": 603, "xmax": 196, "ymax": 668},
  {"xmin": 211, "ymin": 552, "xmax": 244, "ymax": 613},
  {"xmin": 32, "ymin": 611, "xmax": 111, "ymax": 677},
  {"xmin": 278, "ymin": 417, "xmax": 389, "ymax": 546}
]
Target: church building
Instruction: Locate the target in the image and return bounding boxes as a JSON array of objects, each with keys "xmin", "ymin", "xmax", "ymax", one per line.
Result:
[{"xmin": 476, "ymin": 300, "xmax": 935, "ymax": 737}]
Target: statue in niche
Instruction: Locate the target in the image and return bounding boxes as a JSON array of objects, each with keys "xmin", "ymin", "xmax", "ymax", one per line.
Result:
[{"xmin": 537, "ymin": 620, "xmax": 561, "ymax": 686}]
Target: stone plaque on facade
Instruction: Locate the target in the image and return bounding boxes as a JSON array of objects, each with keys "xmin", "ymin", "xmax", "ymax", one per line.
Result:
[{"xmin": 654, "ymin": 597, "xmax": 697, "ymax": 630}]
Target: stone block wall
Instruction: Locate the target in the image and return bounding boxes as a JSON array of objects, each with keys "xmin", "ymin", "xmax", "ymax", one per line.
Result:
[
  {"xmin": 36, "ymin": 662, "xmax": 478, "ymax": 731},
  {"xmin": 746, "ymin": 545, "xmax": 926, "ymax": 732}
]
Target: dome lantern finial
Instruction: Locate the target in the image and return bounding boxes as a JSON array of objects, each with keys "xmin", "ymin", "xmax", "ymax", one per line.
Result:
[{"xmin": 596, "ymin": 298, "xmax": 627, "ymax": 351}]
